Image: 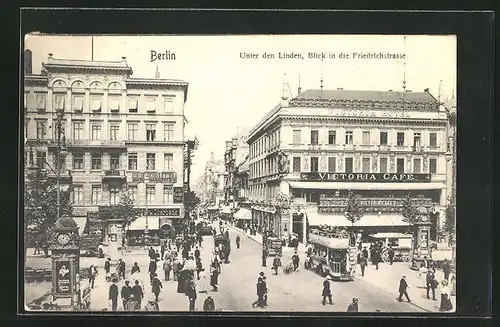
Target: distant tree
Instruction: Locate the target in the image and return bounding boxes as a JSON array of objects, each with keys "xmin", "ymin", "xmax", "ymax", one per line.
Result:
[
  {"xmin": 401, "ymin": 192, "xmax": 420, "ymax": 249},
  {"xmin": 444, "ymin": 194, "xmax": 456, "ymax": 246},
  {"xmin": 185, "ymin": 190, "xmax": 201, "ymax": 213},
  {"xmin": 110, "ymin": 189, "xmax": 137, "ymax": 230},
  {"xmin": 344, "ymin": 191, "xmax": 363, "ymax": 245},
  {"xmin": 24, "ymin": 168, "xmax": 72, "ymax": 258}
]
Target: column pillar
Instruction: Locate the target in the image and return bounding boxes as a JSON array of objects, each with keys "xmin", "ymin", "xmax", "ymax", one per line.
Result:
[{"xmin": 302, "ymin": 213, "xmax": 307, "ymax": 244}]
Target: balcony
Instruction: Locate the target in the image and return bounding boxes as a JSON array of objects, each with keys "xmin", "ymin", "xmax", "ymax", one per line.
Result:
[
  {"xmin": 47, "ymin": 139, "xmax": 127, "ymax": 149},
  {"xmin": 46, "ymin": 170, "xmax": 73, "ymax": 184},
  {"xmin": 426, "ymin": 145, "xmax": 443, "ymax": 153},
  {"xmin": 413, "ymin": 145, "xmax": 424, "ymax": 153},
  {"xmin": 102, "ymin": 169, "xmax": 126, "ymax": 181}
]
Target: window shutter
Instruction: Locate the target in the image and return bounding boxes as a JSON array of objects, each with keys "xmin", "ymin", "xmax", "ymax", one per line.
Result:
[
  {"xmin": 72, "ymin": 96, "xmax": 83, "ymax": 111},
  {"xmin": 109, "ymin": 98, "xmax": 120, "ymax": 111},
  {"xmin": 128, "ymin": 99, "xmax": 138, "ymax": 110},
  {"xmin": 91, "ymin": 97, "xmax": 102, "ymax": 111},
  {"xmin": 146, "ymin": 98, "xmax": 156, "ymax": 112}
]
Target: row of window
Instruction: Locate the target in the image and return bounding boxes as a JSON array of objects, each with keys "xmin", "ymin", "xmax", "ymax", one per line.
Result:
[
  {"xmin": 28, "ymin": 151, "xmax": 175, "ymax": 171},
  {"xmin": 249, "ymin": 156, "xmax": 438, "ymax": 178},
  {"xmin": 28, "ymin": 120, "xmax": 176, "ymax": 142},
  {"xmin": 249, "ymin": 129, "xmax": 281, "ymax": 159},
  {"xmin": 293, "ymin": 130, "xmax": 439, "ymax": 147},
  {"xmin": 25, "ymin": 93, "xmax": 175, "ymax": 114},
  {"xmin": 73, "ymin": 184, "xmax": 175, "ymax": 206}
]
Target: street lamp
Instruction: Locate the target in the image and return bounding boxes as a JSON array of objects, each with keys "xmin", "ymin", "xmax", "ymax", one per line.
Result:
[{"xmin": 143, "ymin": 176, "xmax": 150, "ymax": 247}]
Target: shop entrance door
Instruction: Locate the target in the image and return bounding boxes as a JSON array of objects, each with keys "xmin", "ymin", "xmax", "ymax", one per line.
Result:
[{"xmin": 292, "ymin": 214, "xmax": 304, "ymax": 242}]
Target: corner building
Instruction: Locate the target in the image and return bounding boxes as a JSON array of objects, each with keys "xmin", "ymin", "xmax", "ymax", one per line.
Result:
[
  {"xmin": 24, "ymin": 54, "xmax": 188, "ymax": 246},
  {"xmin": 247, "ymin": 88, "xmax": 450, "ymax": 244}
]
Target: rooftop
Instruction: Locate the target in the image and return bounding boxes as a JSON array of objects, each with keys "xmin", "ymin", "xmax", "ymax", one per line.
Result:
[{"xmin": 294, "ymin": 89, "xmax": 437, "ymax": 103}]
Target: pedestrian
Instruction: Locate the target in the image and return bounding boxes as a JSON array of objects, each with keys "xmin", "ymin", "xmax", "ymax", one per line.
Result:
[
  {"xmin": 155, "ymin": 250, "xmax": 161, "ymax": 262},
  {"xmin": 172, "ymin": 257, "xmax": 181, "ymax": 281},
  {"xmin": 272, "ymin": 255, "xmax": 281, "ymax": 275},
  {"xmin": 373, "ymin": 249, "xmax": 380, "ymax": 270},
  {"xmin": 149, "ymin": 259, "xmax": 157, "ymax": 284},
  {"xmin": 148, "ymin": 246, "xmax": 155, "ymax": 260},
  {"xmin": 198, "ymin": 234, "xmax": 203, "ymax": 248},
  {"xmin": 398, "ymin": 275, "xmax": 411, "ymax": 302},
  {"xmin": 322, "ymin": 279, "xmax": 333, "ymax": 305},
  {"xmin": 170, "ymin": 247, "xmax": 178, "ymax": 260},
  {"xmin": 151, "ymin": 273, "xmax": 163, "ymax": 302},
  {"xmin": 34, "ymin": 241, "xmax": 40, "ymax": 255},
  {"xmin": 388, "ymin": 247, "xmax": 395, "ymax": 265},
  {"xmin": 347, "ymin": 298, "xmax": 359, "ymax": 312},
  {"xmin": 186, "ymin": 279, "xmax": 197, "ymax": 311},
  {"xmin": 160, "ymin": 242, "xmax": 165, "ymax": 260},
  {"xmin": 362, "ymin": 247, "xmax": 369, "ymax": 260},
  {"xmin": 89, "ymin": 265, "xmax": 98, "ymax": 289},
  {"xmin": 359, "ymin": 254, "xmax": 367, "ymax": 277},
  {"xmin": 196, "ymin": 257, "xmax": 203, "ymax": 280},
  {"xmin": 292, "ymin": 251, "xmax": 300, "ymax": 271},
  {"xmin": 176, "ymin": 239, "xmax": 182, "ymax": 251},
  {"xmin": 121, "ymin": 280, "xmax": 132, "ymax": 310},
  {"xmin": 197, "ymin": 268, "xmax": 208, "ymax": 293},
  {"xmin": 426, "ymin": 269, "xmax": 437, "ymax": 300},
  {"xmin": 108, "ymin": 278, "xmax": 119, "ymax": 311},
  {"xmin": 252, "ymin": 274, "xmax": 267, "ymax": 308},
  {"xmin": 131, "ymin": 262, "xmax": 140, "ymax": 275},
  {"xmin": 163, "ymin": 257, "xmax": 172, "ymax": 281},
  {"xmin": 118, "ymin": 259, "xmax": 126, "ymax": 280},
  {"xmin": 194, "ymin": 246, "xmax": 201, "ymax": 260},
  {"xmin": 131, "ymin": 279, "xmax": 144, "ymax": 308},
  {"xmin": 210, "ymin": 267, "xmax": 219, "ymax": 291},
  {"xmin": 439, "ymin": 279, "xmax": 453, "ymax": 311},
  {"xmin": 262, "ymin": 248, "xmax": 268, "ymax": 267},
  {"xmin": 442, "ymin": 259, "xmax": 451, "ymax": 281},
  {"xmin": 236, "ymin": 235, "xmax": 241, "ymax": 249},
  {"xmin": 104, "ymin": 257, "xmax": 111, "ymax": 275},
  {"xmin": 203, "ymin": 296, "xmax": 215, "ymax": 311}
]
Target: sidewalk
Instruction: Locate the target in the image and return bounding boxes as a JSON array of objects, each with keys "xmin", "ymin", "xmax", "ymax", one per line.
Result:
[{"xmin": 354, "ymin": 262, "xmax": 456, "ymax": 312}]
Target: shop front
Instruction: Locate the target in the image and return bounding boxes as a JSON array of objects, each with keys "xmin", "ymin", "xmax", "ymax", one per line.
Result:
[{"xmin": 251, "ymin": 204, "xmax": 278, "ymax": 236}]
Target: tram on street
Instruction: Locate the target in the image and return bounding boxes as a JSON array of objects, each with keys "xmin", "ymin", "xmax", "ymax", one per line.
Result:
[{"xmin": 306, "ymin": 228, "xmax": 357, "ymax": 281}]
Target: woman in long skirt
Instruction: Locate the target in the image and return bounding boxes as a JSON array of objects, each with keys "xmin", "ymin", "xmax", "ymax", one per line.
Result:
[
  {"xmin": 439, "ymin": 280, "xmax": 453, "ymax": 312},
  {"xmin": 197, "ymin": 268, "xmax": 209, "ymax": 293}
]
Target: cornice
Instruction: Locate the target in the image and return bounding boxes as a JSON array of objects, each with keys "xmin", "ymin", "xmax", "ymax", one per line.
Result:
[
  {"xmin": 289, "ymin": 98, "xmax": 438, "ymax": 112},
  {"xmin": 282, "ymin": 116, "xmax": 447, "ymax": 126}
]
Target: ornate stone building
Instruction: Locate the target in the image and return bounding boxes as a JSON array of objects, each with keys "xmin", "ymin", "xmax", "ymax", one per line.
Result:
[
  {"xmin": 24, "ymin": 54, "xmax": 189, "ymax": 247},
  {"xmin": 247, "ymin": 87, "xmax": 451, "ymax": 244}
]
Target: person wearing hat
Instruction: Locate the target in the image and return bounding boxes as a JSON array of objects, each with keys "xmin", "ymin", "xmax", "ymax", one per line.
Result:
[
  {"xmin": 347, "ymin": 298, "xmax": 359, "ymax": 312},
  {"xmin": 272, "ymin": 255, "xmax": 282, "ymax": 275},
  {"xmin": 252, "ymin": 275, "xmax": 267, "ymax": 308},
  {"xmin": 398, "ymin": 275, "xmax": 411, "ymax": 302},
  {"xmin": 131, "ymin": 279, "xmax": 144, "ymax": 308},
  {"xmin": 292, "ymin": 251, "xmax": 300, "ymax": 271},
  {"xmin": 143, "ymin": 294, "xmax": 159, "ymax": 311},
  {"xmin": 108, "ymin": 278, "xmax": 119, "ymax": 311},
  {"xmin": 151, "ymin": 273, "xmax": 163, "ymax": 302},
  {"xmin": 322, "ymin": 279, "xmax": 333, "ymax": 305},
  {"xmin": 120, "ymin": 280, "xmax": 132, "ymax": 310}
]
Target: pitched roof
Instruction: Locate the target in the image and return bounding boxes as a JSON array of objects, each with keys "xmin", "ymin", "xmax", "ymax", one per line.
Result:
[{"xmin": 294, "ymin": 89, "xmax": 437, "ymax": 103}]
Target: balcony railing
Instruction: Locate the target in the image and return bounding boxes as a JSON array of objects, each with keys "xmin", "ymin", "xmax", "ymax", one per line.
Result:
[
  {"xmin": 47, "ymin": 139, "xmax": 127, "ymax": 149},
  {"xmin": 102, "ymin": 170, "xmax": 126, "ymax": 180}
]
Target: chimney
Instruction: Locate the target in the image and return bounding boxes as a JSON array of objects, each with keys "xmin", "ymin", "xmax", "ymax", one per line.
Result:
[
  {"xmin": 424, "ymin": 88, "xmax": 430, "ymax": 93},
  {"xmin": 297, "ymin": 75, "xmax": 302, "ymax": 95},
  {"xmin": 388, "ymin": 90, "xmax": 393, "ymax": 92},
  {"xmin": 406, "ymin": 90, "xmax": 412, "ymax": 92},
  {"xmin": 24, "ymin": 49, "xmax": 32, "ymax": 75}
]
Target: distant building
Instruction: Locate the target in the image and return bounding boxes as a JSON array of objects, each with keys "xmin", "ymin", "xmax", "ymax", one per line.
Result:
[
  {"xmin": 247, "ymin": 86, "xmax": 449, "ymax": 244},
  {"xmin": 24, "ymin": 53, "xmax": 189, "ymax": 246}
]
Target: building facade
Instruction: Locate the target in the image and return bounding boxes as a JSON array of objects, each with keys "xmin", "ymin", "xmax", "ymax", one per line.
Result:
[
  {"xmin": 24, "ymin": 54, "xmax": 189, "ymax": 246},
  {"xmin": 247, "ymin": 87, "xmax": 451, "ymax": 244},
  {"xmin": 200, "ymin": 152, "xmax": 225, "ymax": 206}
]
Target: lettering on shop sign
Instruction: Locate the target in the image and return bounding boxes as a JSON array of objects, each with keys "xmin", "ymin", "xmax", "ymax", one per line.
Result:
[
  {"xmin": 135, "ymin": 208, "xmax": 181, "ymax": 217},
  {"xmin": 300, "ymin": 172, "xmax": 431, "ymax": 183},
  {"xmin": 337, "ymin": 109, "xmax": 411, "ymax": 119},
  {"xmin": 131, "ymin": 172, "xmax": 177, "ymax": 184}
]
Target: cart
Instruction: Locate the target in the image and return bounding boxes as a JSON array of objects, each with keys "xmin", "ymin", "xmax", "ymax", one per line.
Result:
[
  {"xmin": 264, "ymin": 236, "xmax": 282, "ymax": 257},
  {"xmin": 214, "ymin": 234, "xmax": 231, "ymax": 263},
  {"xmin": 369, "ymin": 232, "xmax": 413, "ymax": 263}
]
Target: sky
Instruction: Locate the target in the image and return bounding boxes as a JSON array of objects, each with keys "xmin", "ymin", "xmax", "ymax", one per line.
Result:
[{"xmin": 25, "ymin": 34, "xmax": 456, "ymax": 184}]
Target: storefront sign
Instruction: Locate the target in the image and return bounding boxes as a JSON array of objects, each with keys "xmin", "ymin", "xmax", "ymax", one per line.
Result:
[
  {"xmin": 131, "ymin": 172, "xmax": 177, "ymax": 184},
  {"xmin": 136, "ymin": 208, "xmax": 181, "ymax": 217},
  {"xmin": 55, "ymin": 260, "xmax": 72, "ymax": 295},
  {"xmin": 300, "ymin": 172, "xmax": 431, "ymax": 183},
  {"xmin": 173, "ymin": 187, "xmax": 184, "ymax": 203},
  {"xmin": 319, "ymin": 197, "xmax": 433, "ymax": 207}
]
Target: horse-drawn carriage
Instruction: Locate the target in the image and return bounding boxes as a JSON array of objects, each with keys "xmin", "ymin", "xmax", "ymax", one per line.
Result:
[
  {"xmin": 214, "ymin": 234, "xmax": 231, "ymax": 263},
  {"xmin": 369, "ymin": 232, "xmax": 413, "ymax": 263}
]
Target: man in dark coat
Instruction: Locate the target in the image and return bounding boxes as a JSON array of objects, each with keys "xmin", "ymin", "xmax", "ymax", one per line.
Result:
[
  {"xmin": 272, "ymin": 255, "xmax": 282, "ymax": 275},
  {"xmin": 322, "ymin": 279, "xmax": 333, "ymax": 305},
  {"xmin": 104, "ymin": 258, "xmax": 111, "ymax": 275},
  {"xmin": 398, "ymin": 276, "xmax": 411, "ymax": 302},
  {"xmin": 252, "ymin": 276, "xmax": 267, "ymax": 308},
  {"xmin": 118, "ymin": 259, "xmax": 126, "ymax": 280},
  {"xmin": 359, "ymin": 254, "xmax": 368, "ymax": 277},
  {"xmin": 426, "ymin": 269, "xmax": 437, "ymax": 300},
  {"xmin": 194, "ymin": 246, "xmax": 201, "ymax": 260},
  {"xmin": 160, "ymin": 243, "xmax": 165, "ymax": 260},
  {"xmin": 203, "ymin": 296, "xmax": 215, "ymax": 311},
  {"xmin": 347, "ymin": 298, "xmax": 359, "ymax": 312},
  {"xmin": 131, "ymin": 262, "xmax": 140, "ymax": 275},
  {"xmin": 236, "ymin": 235, "xmax": 241, "ymax": 249},
  {"xmin": 362, "ymin": 247, "xmax": 369, "ymax": 260},
  {"xmin": 120, "ymin": 280, "xmax": 132, "ymax": 310},
  {"xmin": 292, "ymin": 251, "xmax": 300, "ymax": 271},
  {"xmin": 186, "ymin": 279, "xmax": 197, "ymax": 311},
  {"xmin": 262, "ymin": 248, "xmax": 268, "ymax": 267},
  {"xmin": 108, "ymin": 279, "xmax": 119, "ymax": 311},
  {"xmin": 131, "ymin": 280, "xmax": 144, "ymax": 308},
  {"xmin": 388, "ymin": 247, "xmax": 395, "ymax": 265},
  {"xmin": 373, "ymin": 248, "xmax": 380, "ymax": 270},
  {"xmin": 151, "ymin": 273, "xmax": 163, "ymax": 301},
  {"xmin": 442, "ymin": 259, "xmax": 451, "ymax": 281},
  {"xmin": 210, "ymin": 267, "xmax": 219, "ymax": 291},
  {"xmin": 149, "ymin": 259, "xmax": 157, "ymax": 284},
  {"xmin": 148, "ymin": 247, "xmax": 155, "ymax": 260}
]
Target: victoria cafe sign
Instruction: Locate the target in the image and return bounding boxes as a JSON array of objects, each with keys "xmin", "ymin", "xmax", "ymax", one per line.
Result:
[{"xmin": 300, "ymin": 172, "xmax": 432, "ymax": 183}]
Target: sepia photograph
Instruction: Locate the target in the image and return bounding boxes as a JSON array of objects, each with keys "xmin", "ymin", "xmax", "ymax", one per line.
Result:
[{"xmin": 22, "ymin": 34, "xmax": 457, "ymax": 313}]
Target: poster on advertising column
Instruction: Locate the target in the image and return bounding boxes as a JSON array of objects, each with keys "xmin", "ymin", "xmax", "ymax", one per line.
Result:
[{"xmin": 55, "ymin": 259, "xmax": 72, "ymax": 295}]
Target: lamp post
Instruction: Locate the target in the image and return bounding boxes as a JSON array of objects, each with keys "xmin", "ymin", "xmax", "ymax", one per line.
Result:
[{"xmin": 143, "ymin": 176, "xmax": 150, "ymax": 247}]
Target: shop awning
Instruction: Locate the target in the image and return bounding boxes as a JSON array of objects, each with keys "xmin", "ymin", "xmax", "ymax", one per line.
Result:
[
  {"xmin": 306, "ymin": 209, "xmax": 409, "ymax": 227},
  {"xmin": 221, "ymin": 206, "xmax": 231, "ymax": 214},
  {"xmin": 289, "ymin": 181, "xmax": 445, "ymax": 190},
  {"xmin": 235, "ymin": 208, "xmax": 252, "ymax": 220},
  {"xmin": 72, "ymin": 217, "xmax": 87, "ymax": 235},
  {"xmin": 127, "ymin": 217, "xmax": 160, "ymax": 231}
]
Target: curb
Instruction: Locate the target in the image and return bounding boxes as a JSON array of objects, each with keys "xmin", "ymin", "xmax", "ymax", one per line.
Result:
[{"xmin": 353, "ymin": 275, "xmax": 433, "ymax": 312}]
